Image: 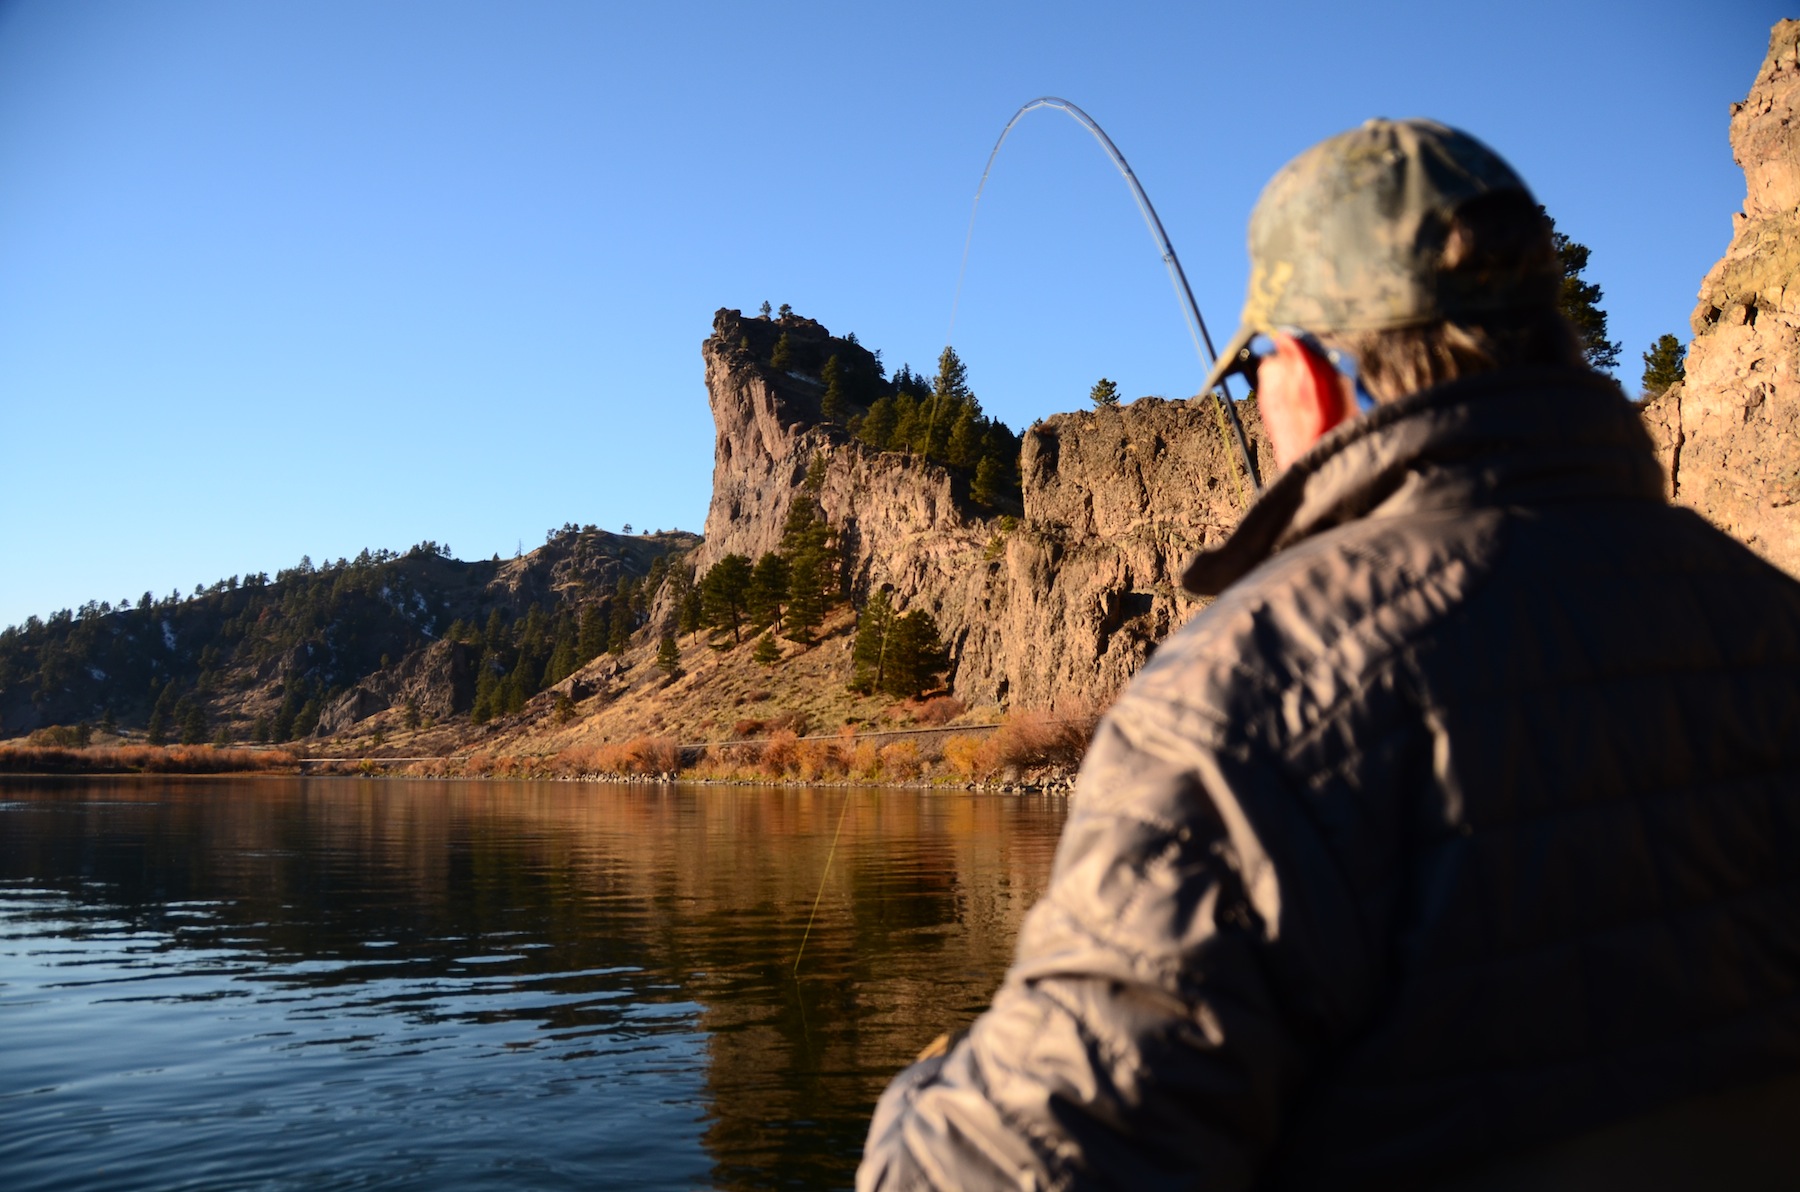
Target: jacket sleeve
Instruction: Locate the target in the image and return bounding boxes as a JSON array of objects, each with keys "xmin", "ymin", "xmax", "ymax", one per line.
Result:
[{"xmin": 857, "ymin": 698, "xmax": 1378, "ymax": 1191}]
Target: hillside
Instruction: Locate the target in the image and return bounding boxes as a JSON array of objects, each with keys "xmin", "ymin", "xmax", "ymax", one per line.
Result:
[
  {"xmin": 9, "ymin": 21, "xmax": 1800, "ymax": 764},
  {"xmin": 0, "ymin": 531, "xmax": 696, "ymax": 751},
  {"xmin": 1, "ymin": 302, "xmax": 1264, "ymax": 761}
]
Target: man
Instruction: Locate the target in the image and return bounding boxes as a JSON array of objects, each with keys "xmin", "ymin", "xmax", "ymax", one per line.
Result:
[{"xmin": 858, "ymin": 119, "xmax": 1800, "ymax": 1190}]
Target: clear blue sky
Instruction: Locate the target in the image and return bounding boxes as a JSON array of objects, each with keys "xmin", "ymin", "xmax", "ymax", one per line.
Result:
[{"xmin": 1, "ymin": 0, "xmax": 1785, "ymax": 630}]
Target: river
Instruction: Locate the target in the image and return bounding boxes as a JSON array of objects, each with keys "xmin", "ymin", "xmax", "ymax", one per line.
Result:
[{"xmin": 0, "ymin": 776, "xmax": 1067, "ymax": 1191}]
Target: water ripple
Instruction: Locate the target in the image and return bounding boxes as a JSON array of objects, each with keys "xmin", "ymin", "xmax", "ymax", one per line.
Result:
[{"xmin": 0, "ymin": 777, "xmax": 1064, "ymax": 1190}]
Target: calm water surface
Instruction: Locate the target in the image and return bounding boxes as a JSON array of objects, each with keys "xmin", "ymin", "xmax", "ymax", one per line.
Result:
[{"xmin": 0, "ymin": 776, "xmax": 1067, "ymax": 1190}]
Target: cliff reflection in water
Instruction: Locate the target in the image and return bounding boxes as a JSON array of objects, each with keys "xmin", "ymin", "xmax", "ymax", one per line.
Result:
[{"xmin": 0, "ymin": 777, "xmax": 1064, "ymax": 1191}]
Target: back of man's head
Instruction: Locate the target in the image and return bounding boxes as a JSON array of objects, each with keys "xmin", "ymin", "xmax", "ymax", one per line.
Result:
[{"xmin": 1206, "ymin": 119, "xmax": 1584, "ymax": 404}]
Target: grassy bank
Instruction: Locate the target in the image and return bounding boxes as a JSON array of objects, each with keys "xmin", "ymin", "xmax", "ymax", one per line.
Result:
[
  {"xmin": 374, "ymin": 708, "xmax": 1096, "ymax": 789},
  {"xmin": 2, "ymin": 709, "xmax": 1095, "ymax": 789},
  {"xmin": 0, "ymin": 743, "xmax": 300, "ymax": 775}
]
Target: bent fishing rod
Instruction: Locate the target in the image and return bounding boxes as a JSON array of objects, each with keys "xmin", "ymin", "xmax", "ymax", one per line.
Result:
[
  {"xmin": 946, "ymin": 96, "xmax": 1264, "ymax": 499},
  {"xmin": 797, "ymin": 103, "xmax": 1265, "ymax": 980}
]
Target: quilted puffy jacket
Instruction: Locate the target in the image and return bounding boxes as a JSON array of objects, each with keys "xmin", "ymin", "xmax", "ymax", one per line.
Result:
[{"xmin": 858, "ymin": 367, "xmax": 1800, "ymax": 1191}]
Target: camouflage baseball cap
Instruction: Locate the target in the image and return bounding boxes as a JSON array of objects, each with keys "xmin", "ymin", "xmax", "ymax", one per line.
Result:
[{"xmin": 1200, "ymin": 118, "xmax": 1557, "ymax": 399}]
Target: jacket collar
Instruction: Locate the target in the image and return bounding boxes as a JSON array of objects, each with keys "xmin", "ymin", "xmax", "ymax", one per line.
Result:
[{"xmin": 1181, "ymin": 367, "xmax": 1664, "ymax": 596}]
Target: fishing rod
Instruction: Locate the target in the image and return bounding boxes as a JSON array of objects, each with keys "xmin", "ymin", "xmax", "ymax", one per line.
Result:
[
  {"xmin": 799, "ymin": 104, "xmax": 1263, "ymax": 978},
  {"xmin": 943, "ymin": 96, "xmax": 1263, "ymax": 499}
]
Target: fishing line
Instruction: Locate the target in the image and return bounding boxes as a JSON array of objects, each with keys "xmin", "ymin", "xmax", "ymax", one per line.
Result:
[
  {"xmin": 940, "ymin": 97, "xmax": 1262, "ymax": 500},
  {"xmin": 793, "ymin": 789, "xmax": 855, "ymax": 976}
]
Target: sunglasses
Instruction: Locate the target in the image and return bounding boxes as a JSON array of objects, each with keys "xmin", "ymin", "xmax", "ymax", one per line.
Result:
[{"xmin": 1235, "ymin": 328, "xmax": 1379, "ymax": 415}]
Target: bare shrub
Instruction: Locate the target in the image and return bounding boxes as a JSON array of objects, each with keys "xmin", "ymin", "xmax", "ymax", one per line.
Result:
[
  {"xmin": 795, "ymin": 738, "xmax": 845, "ymax": 782},
  {"xmin": 463, "ymin": 752, "xmax": 496, "ymax": 777},
  {"xmin": 547, "ymin": 744, "xmax": 589, "ymax": 776},
  {"xmin": 626, "ymin": 735, "xmax": 679, "ymax": 774},
  {"xmin": 912, "ymin": 696, "xmax": 965, "ymax": 726},
  {"xmin": 691, "ymin": 745, "xmax": 733, "ymax": 780},
  {"xmin": 849, "ymin": 739, "xmax": 881, "ymax": 780},
  {"xmin": 28, "ymin": 724, "xmax": 92, "ymax": 748},
  {"xmin": 977, "ymin": 708, "xmax": 1098, "ymax": 776},
  {"xmin": 732, "ymin": 718, "xmax": 765, "ymax": 738},
  {"xmin": 878, "ymin": 740, "xmax": 922, "ymax": 780},
  {"xmin": 695, "ymin": 740, "xmax": 762, "ymax": 780},
  {"xmin": 940, "ymin": 734, "xmax": 990, "ymax": 780},
  {"xmin": 0, "ymin": 743, "xmax": 298, "ymax": 774},
  {"xmin": 761, "ymin": 728, "xmax": 801, "ymax": 777}
]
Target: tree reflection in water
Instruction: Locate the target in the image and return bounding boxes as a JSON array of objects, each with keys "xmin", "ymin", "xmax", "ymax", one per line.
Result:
[{"xmin": 0, "ymin": 777, "xmax": 1065, "ymax": 1191}]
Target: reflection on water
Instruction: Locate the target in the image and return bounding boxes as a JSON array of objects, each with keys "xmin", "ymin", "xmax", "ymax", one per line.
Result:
[{"xmin": 0, "ymin": 777, "xmax": 1065, "ymax": 1190}]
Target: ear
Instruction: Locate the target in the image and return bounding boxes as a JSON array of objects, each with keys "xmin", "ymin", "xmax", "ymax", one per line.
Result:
[{"xmin": 1258, "ymin": 331, "xmax": 1355, "ymax": 469}]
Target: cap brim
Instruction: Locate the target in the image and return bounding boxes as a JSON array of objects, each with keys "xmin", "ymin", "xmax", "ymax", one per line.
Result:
[{"xmin": 1200, "ymin": 322, "xmax": 1259, "ymax": 402}]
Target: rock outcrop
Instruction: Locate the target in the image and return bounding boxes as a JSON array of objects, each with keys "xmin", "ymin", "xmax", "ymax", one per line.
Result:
[
  {"xmin": 1642, "ymin": 20, "xmax": 1800, "ymax": 575},
  {"xmin": 316, "ymin": 638, "xmax": 474, "ymax": 735},
  {"xmin": 696, "ymin": 308, "xmax": 1268, "ymax": 713}
]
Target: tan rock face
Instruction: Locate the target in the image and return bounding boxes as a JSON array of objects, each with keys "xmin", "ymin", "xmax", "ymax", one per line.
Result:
[
  {"xmin": 1645, "ymin": 20, "xmax": 1800, "ymax": 575},
  {"xmin": 697, "ymin": 308, "xmax": 1266, "ymax": 713}
]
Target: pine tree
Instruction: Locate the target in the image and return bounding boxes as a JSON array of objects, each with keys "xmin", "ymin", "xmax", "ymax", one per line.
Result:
[
  {"xmin": 777, "ymin": 303, "xmax": 792, "ymax": 319},
  {"xmin": 748, "ymin": 552, "xmax": 790, "ymax": 632},
  {"xmin": 545, "ymin": 634, "xmax": 578, "ymax": 686},
  {"xmin": 608, "ymin": 578, "xmax": 636, "ymax": 655},
  {"xmin": 850, "ymin": 589, "xmax": 895, "ymax": 693},
  {"xmin": 752, "ymin": 631, "xmax": 780, "ymax": 666},
  {"xmin": 785, "ymin": 548, "xmax": 826, "ymax": 644},
  {"xmin": 472, "ymin": 665, "xmax": 500, "ymax": 723},
  {"xmin": 679, "ymin": 588, "xmax": 704, "ymax": 639},
  {"xmin": 502, "ymin": 669, "xmax": 528, "ymax": 714},
  {"xmin": 180, "ymin": 703, "xmax": 206, "ymax": 746},
  {"xmin": 859, "ymin": 396, "xmax": 898, "ymax": 450},
  {"xmin": 894, "ymin": 364, "xmax": 932, "ymax": 401},
  {"xmin": 656, "ymin": 632, "xmax": 681, "ymax": 677},
  {"xmin": 1089, "ymin": 378, "xmax": 1121, "ymax": 407},
  {"xmin": 884, "ymin": 610, "xmax": 947, "ymax": 699},
  {"xmin": 921, "ymin": 346, "xmax": 973, "ymax": 460},
  {"xmin": 771, "ymin": 333, "xmax": 794, "ymax": 369},
  {"xmin": 147, "ymin": 683, "xmax": 178, "ymax": 746},
  {"xmin": 821, "ymin": 354, "xmax": 847, "ymax": 422},
  {"xmin": 781, "ymin": 493, "xmax": 826, "ymax": 557},
  {"xmin": 1641, "ymin": 333, "xmax": 1686, "ymax": 397},
  {"xmin": 947, "ymin": 403, "xmax": 981, "ymax": 469},
  {"xmin": 972, "ymin": 455, "xmax": 1003, "ymax": 507},
  {"xmin": 701, "ymin": 554, "xmax": 752, "ymax": 643},
  {"xmin": 1544, "ymin": 209, "xmax": 1621, "ymax": 373},
  {"xmin": 578, "ymin": 603, "xmax": 607, "ymax": 661},
  {"xmin": 294, "ymin": 697, "xmax": 321, "ymax": 738},
  {"xmin": 933, "ymin": 345, "xmax": 971, "ymax": 403},
  {"xmin": 760, "ymin": 300, "xmax": 772, "ymax": 318},
  {"xmin": 272, "ymin": 689, "xmax": 300, "ymax": 741}
]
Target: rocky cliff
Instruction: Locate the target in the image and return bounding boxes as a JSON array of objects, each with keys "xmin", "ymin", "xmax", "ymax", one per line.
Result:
[
  {"xmin": 1642, "ymin": 20, "xmax": 1800, "ymax": 575},
  {"xmin": 696, "ymin": 308, "xmax": 1269, "ymax": 713}
]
